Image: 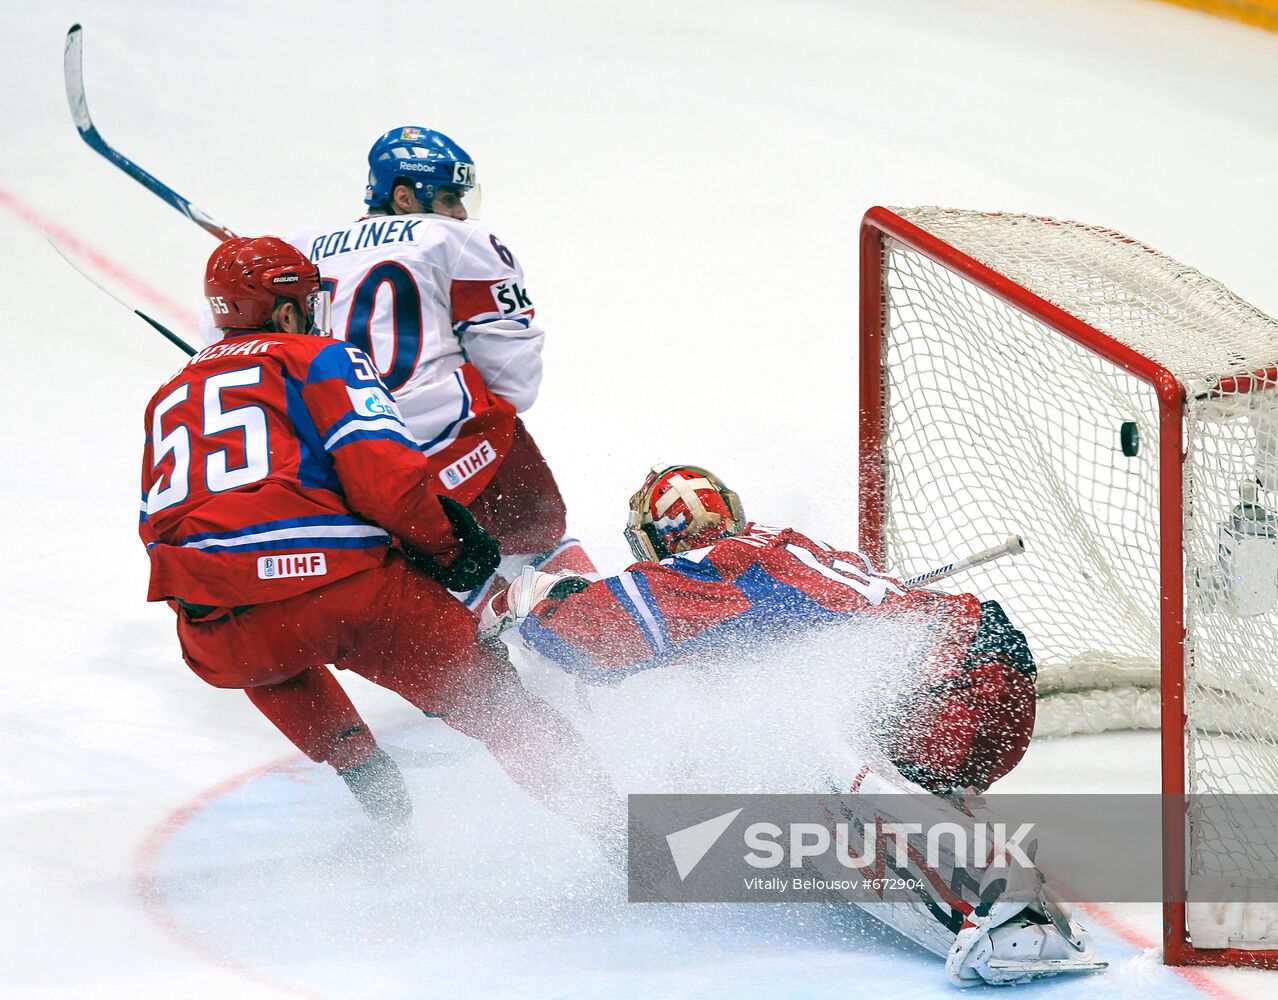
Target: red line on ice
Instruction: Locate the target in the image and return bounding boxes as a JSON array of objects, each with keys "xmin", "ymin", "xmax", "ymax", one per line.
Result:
[
  {"xmin": 132, "ymin": 752, "xmax": 335, "ymax": 1000},
  {"xmin": 0, "ymin": 185, "xmax": 195, "ymax": 329},
  {"xmin": 1077, "ymin": 903, "xmax": 1248, "ymax": 1000}
]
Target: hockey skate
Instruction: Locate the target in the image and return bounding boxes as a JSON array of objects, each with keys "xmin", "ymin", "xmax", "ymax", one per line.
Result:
[{"xmin": 946, "ymin": 887, "xmax": 1106, "ymax": 986}]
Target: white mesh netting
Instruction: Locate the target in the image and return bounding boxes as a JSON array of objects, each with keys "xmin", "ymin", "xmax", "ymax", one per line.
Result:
[{"xmin": 872, "ymin": 207, "xmax": 1278, "ymax": 905}]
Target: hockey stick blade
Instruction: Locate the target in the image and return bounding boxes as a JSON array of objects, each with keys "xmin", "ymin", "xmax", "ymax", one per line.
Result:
[
  {"xmin": 45, "ymin": 232, "xmax": 196, "ymax": 356},
  {"xmin": 64, "ymin": 24, "xmax": 237, "ymax": 242}
]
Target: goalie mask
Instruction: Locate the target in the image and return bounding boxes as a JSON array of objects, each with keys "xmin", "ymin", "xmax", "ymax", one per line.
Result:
[{"xmin": 625, "ymin": 464, "xmax": 746, "ymax": 561}]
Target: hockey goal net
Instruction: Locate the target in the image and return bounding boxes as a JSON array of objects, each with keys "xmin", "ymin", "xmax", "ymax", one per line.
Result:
[{"xmin": 859, "ymin": 206, "xmax": 1278, "ymax": 967}]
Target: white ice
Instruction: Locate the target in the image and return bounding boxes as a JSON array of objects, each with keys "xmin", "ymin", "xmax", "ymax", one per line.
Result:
[{"xmin": 4, "ymin": 0, "xmax": 1278, "ymax": 997}]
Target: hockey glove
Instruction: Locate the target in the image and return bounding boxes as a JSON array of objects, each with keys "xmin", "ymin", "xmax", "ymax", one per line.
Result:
[
  {"xmin": 403, "ymin": 496, "xmax": 501, "ymax": 593},
  {"xmin": 478, "ymin": 566, "xmax": 591, "ymax": 643}
]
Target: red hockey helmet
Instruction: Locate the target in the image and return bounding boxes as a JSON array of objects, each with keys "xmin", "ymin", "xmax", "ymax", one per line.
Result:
[
  {"xmin": 204, "ymin": 236, "xmax": 329, "ymax": 333},
  {"xmin": 625, "ymin": 464, "xmax": 746, "ymax": 561}
]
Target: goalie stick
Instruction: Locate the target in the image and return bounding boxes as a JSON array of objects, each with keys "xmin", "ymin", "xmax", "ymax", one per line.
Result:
[
  {"xmin": 902, "ymin": 535, "xmax": 1025, "ymax": 588},
  {"xmin": 63, "ymin": 23, "xmax": 237, "ymax": 242},
  {"xmin": 45, "ymin": 233, "xmax": 197, "ymax": 356}
]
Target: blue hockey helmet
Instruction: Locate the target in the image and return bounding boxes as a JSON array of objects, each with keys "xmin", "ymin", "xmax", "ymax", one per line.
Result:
[{"xmin": 364, "ymin": 126, "xmax": 479, "ymax": 212}]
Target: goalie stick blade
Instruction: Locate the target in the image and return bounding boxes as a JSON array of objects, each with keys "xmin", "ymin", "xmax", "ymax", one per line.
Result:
[{"xmin": 63, "ymin": 24, "xmax": 237, "ymax": 242}]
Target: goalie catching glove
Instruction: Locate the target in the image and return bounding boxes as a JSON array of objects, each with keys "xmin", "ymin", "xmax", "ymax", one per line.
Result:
[
  {"xmin": 401, "ymin": 496, "xmax": 501, "ymax": 593},
  {"xmin": 479, "ymin": 567, "xmax": 591, "ymax": 643}
]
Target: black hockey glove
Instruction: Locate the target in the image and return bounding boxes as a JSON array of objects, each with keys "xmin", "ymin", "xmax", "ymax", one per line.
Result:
[{"xmin": 402, "ymin": 495, "xmax": 500, "ymax": 592}]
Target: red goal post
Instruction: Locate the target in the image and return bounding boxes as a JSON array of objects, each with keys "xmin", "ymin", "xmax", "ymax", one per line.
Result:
[{"xmin": 858, "ymin": 205, "xmax": 1278, "ymax": 968}]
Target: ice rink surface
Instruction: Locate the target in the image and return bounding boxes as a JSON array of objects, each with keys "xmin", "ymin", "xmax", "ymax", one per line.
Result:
[{"xmin": 4, "ymin": 0, "xmax": 1278, "ymax": 996}]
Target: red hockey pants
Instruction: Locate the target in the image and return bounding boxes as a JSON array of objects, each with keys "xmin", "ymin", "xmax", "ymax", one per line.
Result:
[{"xmin": 175, "ymin": 553, "xmax": 514, "ymax": 771}]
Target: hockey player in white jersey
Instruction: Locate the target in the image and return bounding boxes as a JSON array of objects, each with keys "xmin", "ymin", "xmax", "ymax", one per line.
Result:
[{"xmin": 284, "ymin": 126, "xmax": 596, "ymax": 604}]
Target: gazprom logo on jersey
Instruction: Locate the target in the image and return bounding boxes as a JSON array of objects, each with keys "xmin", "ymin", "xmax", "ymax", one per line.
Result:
[
  {"xmin": 347, "ymin": 385, "xmax": 398, "ymax": 418},
  {"xmin": 441, "ymin": 440, "xmax": 496, "ymax": 489},
  {"xmin": 257, "ymin": 553, "xmax": 328, "ymax": 580}
]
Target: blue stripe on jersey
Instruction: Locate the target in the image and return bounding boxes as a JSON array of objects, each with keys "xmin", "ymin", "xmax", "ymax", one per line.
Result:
[
  {"xmin": 604, "ymin": 575, "xmax": 664, "ymax": 655},
  {"xmin": 330, "ymin": 427, "xmax": 422, "ymax": 451},
  {"xmin": 139, "ymin": 495, "xmax": 149, "ymax": 524},
  {"xmin": 418, "ymin": 369, "xmax": 471, "ymax": 452},
  {"xmin": 178, "ymin": 514, "xmax": 385, "ymax": 546},
  {"xmin": 519, "ymin": 614, "xmax": 609, "ymax": 678},
  {"xmin": 626, "ymin": 571, "xmax": 672, "ymax": 647},
  {"xmin": 454, "ymin": 315, "xmax": 532, "ymax": 334},
  {"xmin": 304, "ymin": 341, "xmax": 361, "ymax": 385},
  {"xmin": 181, "ymin": 532, "xmax": 389, "ymax": 554},
  {"xmin": 732, "ymin": 562, "xmax": 845, "ymax": 624},
  {"xmin": 322, "ymin": 410, "xmax": 417, "ymax": 452},
  {"xmin": 283, "ymin": 368, "xmax": 340, "ymax": 493},
  {"xmin": 665, "ymin": 553, "xmax": 725, "ymax": 583}
]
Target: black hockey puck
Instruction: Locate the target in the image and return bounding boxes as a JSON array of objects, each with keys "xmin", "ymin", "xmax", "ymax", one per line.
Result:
[{"xmin": 1120, "ymin": 421, "xmax": 1140, "ymax": 457}]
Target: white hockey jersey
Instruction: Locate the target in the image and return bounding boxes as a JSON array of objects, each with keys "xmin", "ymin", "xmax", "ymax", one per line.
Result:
[
  {"xmin": 285, "ymin": 214, "xmax": 543, "ymax": 422},
  {"xmin": 199, "ymin": 214, "xmax": 544, "ymax": 504}
]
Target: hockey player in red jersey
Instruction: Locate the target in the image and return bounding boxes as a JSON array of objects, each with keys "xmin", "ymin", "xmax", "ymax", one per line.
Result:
[
  {"xmin": 481, "ymin": 464, "xmax": 1037, "ymax": 796},
  {"xmin": 144, "ymin": 236, "xmax": 621, "ymax": 847}
]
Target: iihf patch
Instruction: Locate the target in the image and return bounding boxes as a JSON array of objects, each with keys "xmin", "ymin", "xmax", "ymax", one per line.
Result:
[
  {"xmin": 400, "ymin": 127, "xmax": 424, "ymax": 141},
  {"xmin": 257, "ymin": 553, "xmax": 328, "ymax": 580},
  {"xmin": 440, "ymin": 440, "xmax": 496, "ymax": 489}
]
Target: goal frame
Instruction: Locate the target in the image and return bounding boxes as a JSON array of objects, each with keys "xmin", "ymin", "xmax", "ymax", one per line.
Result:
[{"xmin": 857, "ymin": 204, "xmax": 1278, "ymax": 968}]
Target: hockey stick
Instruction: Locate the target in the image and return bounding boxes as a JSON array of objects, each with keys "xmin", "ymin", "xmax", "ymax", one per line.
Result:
[
  {"xmin": 45, "ymin": 233, "xmax": 197, "ymax": 356},
  {"xmin": 64, "ymin": 23, "xmax": 237, "ymax": 242},
  {"xmin": 902, "ymin": 535, "xmax": 1024, "ymax": 588}
]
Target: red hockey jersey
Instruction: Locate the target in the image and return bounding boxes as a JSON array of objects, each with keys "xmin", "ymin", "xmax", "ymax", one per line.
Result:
[
  {"xmin": 519, "ymin": 524, "xmax": 983, "ymax": 682},
  {"xmin": 140, "ymin": 332, "xmax": 458, "ymax": 608}
]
